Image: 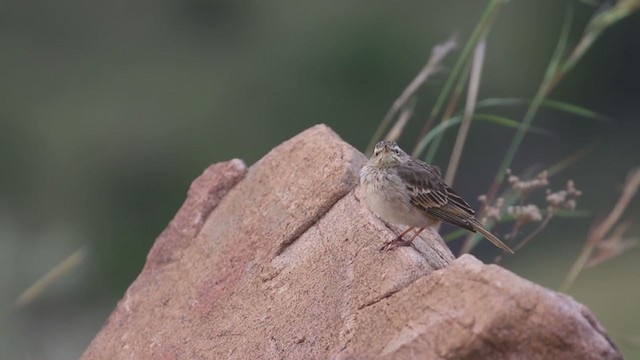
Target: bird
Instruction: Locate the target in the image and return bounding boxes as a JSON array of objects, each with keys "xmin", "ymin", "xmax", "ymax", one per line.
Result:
[{"xmin": 359, "ymin": 140, "xmax": 514, "ymax": 254}]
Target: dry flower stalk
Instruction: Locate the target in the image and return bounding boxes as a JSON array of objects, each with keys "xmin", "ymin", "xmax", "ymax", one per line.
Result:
[
  {"xmin": 490, "ymin": 170, "xmax": 583, "ymax": 262},
  {"xmin": 561, "ymin": 167, "xmax": 640, "ymax": 291}
]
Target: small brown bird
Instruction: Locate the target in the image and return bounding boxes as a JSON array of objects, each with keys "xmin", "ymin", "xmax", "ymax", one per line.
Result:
[{"xmin": 360, "ymin": 140, "xmax": 513, "ymax": 254}]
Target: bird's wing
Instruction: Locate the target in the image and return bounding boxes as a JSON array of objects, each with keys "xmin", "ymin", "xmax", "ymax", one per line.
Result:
[{"xmin": 396, "ymin": 159, "xmax": 476, "ymax": 231}]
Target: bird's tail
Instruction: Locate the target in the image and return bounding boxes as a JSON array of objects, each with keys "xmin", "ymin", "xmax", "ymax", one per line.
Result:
[{"xmin": 471, "ymin": 219, "xmax": 514, "ymax": 254}]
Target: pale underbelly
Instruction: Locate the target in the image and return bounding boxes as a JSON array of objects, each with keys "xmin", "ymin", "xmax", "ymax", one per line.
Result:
[{"xmin": 364, "ymin": 187, "xmax": 432, "ymax": 228}]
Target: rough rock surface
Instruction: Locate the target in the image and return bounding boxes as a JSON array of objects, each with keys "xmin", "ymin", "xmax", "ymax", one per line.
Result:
[{"xmin": 82, "ymin": 125, "xmax": 621, "ymax": 360}]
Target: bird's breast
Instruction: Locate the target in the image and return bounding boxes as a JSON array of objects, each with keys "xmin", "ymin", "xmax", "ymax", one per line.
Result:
[{"xmin": 360, "ymin": 165, "xmax": 424, "ymax": 226}]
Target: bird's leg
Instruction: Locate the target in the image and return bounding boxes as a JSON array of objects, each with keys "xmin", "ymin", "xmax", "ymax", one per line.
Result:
[
  {"xmin": 380, "ymin": 226, "xmax": 418, "ymax": 251},
  {"xmin": 407, "ymin": 227, "xmax": 425, "ymax": 243},
  {"xmin": 393, "ymin": 226, "xmax": 415, "ymax": 242}
]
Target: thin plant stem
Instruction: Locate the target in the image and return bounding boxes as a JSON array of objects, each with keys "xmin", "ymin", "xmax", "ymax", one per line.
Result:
[
  {"xmin": 507, "ymin": 220, "xmax": 522, "ymax": 243},
  {"xmin": 413, "ymin": 61, "xmax": 469, "ymax": 158},
  {"xmin": 365, "ymin": 36, "xmax": 457, "ymax": 155},
  {"xmin": 414, "ymin": 0, "xmax": 506, "ymax": 154},
  {"xmin": 385, "ymin": 99, "xmax": 417, "ymax": 143},
  {"xmin": 445, "ymin": 39, "xmax": 486, "ymax": 186},
  {"xmin": 546, "ymin": 30, "xmax": 597, "ymax": 92},
  {"xmin": 514, "ymin": 212, "xmax": 554, "ymax": 252},
  {"xmin": 560, "ymin": 168, "xmax": 640, "ymax": 292},
  {"xmin": 421, "ymin": 57, "xmax": 471, "ymax": 160},
  {"xmin": 16, "ymin": 248, "xmax": 87, "ymax": 306},
  {"xmin": 588, "ymin": 169, "xmax": 640, "ymax": 244},
  {"xmin": 559, "ymin": 242, "xmax": 596, "ymax": 293}
]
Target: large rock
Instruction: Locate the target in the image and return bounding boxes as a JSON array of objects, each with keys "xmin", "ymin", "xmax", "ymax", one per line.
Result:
[{"xmin": 82, "ymin": 125, "xmax": 621, "ymax": 359}]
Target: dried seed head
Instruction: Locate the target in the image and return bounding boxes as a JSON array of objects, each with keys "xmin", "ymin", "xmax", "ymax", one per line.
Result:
[
  {"xmin": 507, "ymin": 204, "xmax": 543, "ymax": 223},
  {"xmin": 507, "ymin": 170, "xmax": 549, "ymax": 196},
  {"xmin": 546, "ymin": 180, "xmax": 582, "ymax": 212},
  {"xmin": 484, "ymin": 197, "xmax": 504, "ymax": 222}
]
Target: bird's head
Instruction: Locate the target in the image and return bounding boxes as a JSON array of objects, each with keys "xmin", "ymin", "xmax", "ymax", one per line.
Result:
[{"xmin": 369, "ymin": 141, "xmax": 409, "ymax": 167}]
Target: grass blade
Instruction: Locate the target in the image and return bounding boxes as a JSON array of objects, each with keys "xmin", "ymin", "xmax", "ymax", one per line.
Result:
[
  {"xmin": 414, "ymin": 114, "xmax": 550, "ymax": 159},
  {"xmin": 476, "ymin": 97, "xmax": 610, "ymax": 122},
  {"xmin": 474, "ymin": 114, "xmax": 551, "ymax": 135},
  {"xmin": 543, "ymin": 99, "xmax": 609, "ymax": 122}
]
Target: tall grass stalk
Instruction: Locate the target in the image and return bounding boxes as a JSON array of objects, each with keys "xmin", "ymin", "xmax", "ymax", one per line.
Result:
[
  {"xmin": 415, "ymin": 0, "xmax": 506, "ymax": 157},
  {"xmin": 444, "ymin": 39, "xmax": 486, "ymax": 186}
]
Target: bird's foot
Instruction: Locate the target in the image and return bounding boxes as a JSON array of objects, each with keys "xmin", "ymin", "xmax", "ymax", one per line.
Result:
[{"xmin": 379, "ymin": 236, "xmax": 414, "ymax": 251}]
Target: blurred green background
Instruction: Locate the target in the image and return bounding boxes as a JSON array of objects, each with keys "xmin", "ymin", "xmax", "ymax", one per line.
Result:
[{"xmin": 1, "ymin": 0, "xmax": 639, "ymax": 358}]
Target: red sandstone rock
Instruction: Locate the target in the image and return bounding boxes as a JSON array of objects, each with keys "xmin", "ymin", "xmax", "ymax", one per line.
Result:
[{"xmin": 82, "ymin": 125, "xmax": 621, "ymax": 360}]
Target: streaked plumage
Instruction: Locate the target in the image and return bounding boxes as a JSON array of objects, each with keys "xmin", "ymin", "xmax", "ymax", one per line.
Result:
[{"xmin": 360, "ymin": 140, "xmax": 513, "ymax": 254}]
